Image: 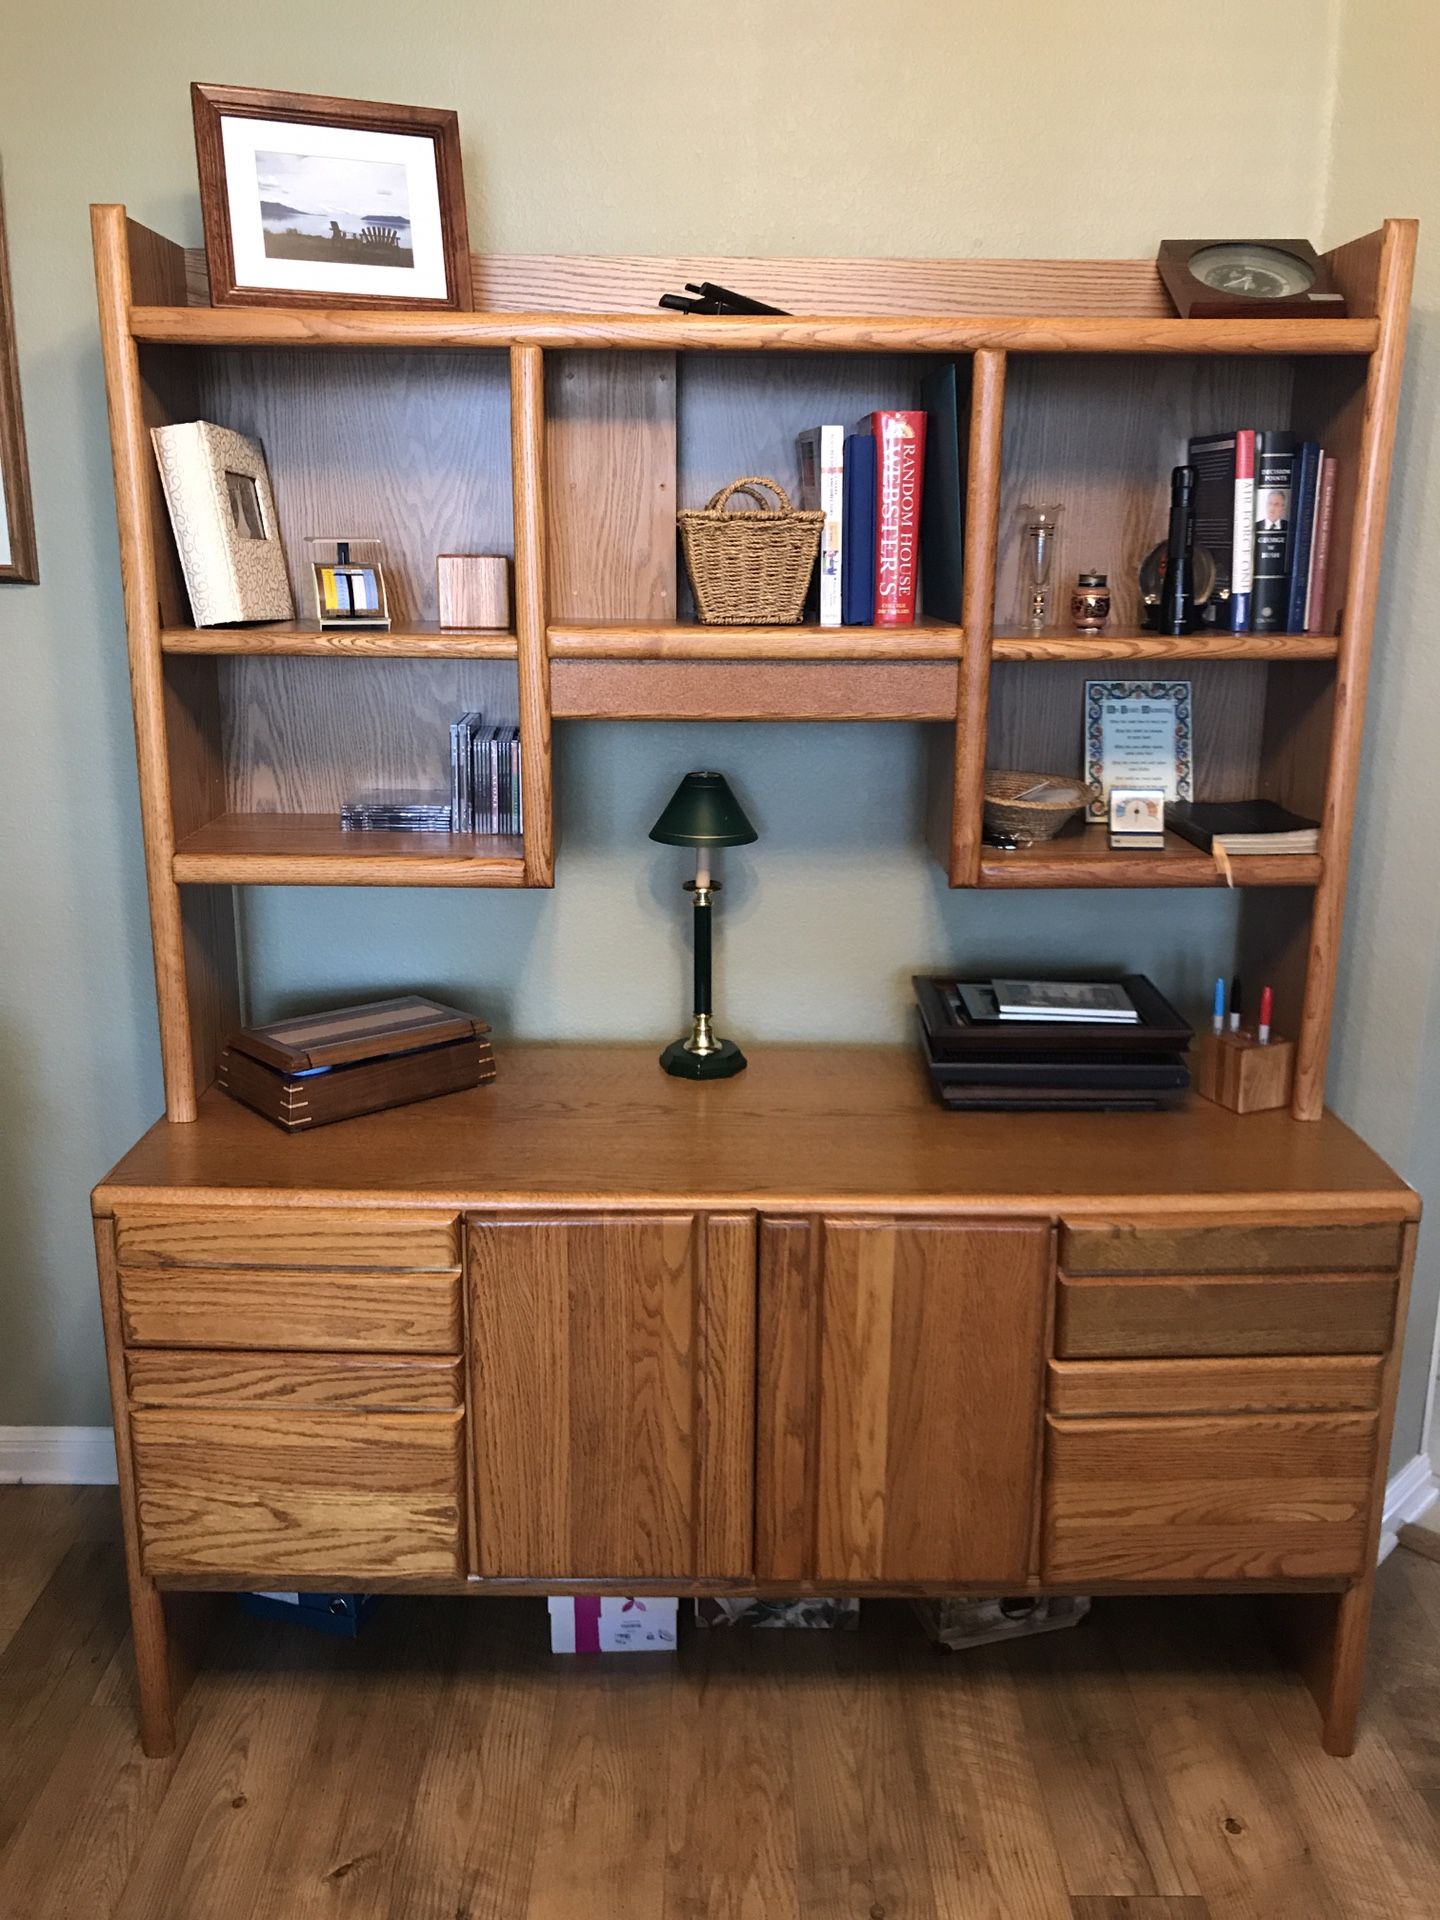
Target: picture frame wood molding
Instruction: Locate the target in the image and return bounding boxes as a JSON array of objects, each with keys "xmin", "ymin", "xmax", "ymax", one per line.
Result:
[
  {"xmin": 0, "ymin": 177, "xmax": 38, "ymax": 583},
  {"xmin": 191, "ymin": 82, "xmax": 472, "ymax": 312}
]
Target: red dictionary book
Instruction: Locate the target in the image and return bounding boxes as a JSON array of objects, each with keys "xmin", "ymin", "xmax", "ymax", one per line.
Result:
[{"xmin": 861, "ymin": 410, "xmax": 927, "ymax": 625}]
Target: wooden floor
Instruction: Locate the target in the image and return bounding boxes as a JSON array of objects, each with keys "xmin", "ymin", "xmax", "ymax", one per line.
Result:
[{"xmin": 1, "ymin": 1489, "xmax": 1438, "ymax": 1918}]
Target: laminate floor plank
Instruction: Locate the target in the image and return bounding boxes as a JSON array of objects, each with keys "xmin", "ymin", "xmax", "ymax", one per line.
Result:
[
  {"xmin": 1070, "ymin": 1900, "xmax": 1212, "ymax": 1917},
  {"xmin": 1104, "ymin": 1596, "xmax": 1352, "ymax": 1920},
  {"xmin": 384, "ymin": 1599, "xmax": 555, "ymax": 1920},
  {"xmin": 1015, "ymin": 1609, "xmax": 1199, "ymax": 1899},
  {"xmin": 0, "ymin": 1640, "xmax": 179, "ymax": 1920},
  {"xmin": 662, "ymin": 1624, "xmax": 802, "ymax": 1920},
  {"xmin": 525, "ymin": 1645, "xmax": 672, "ymax": 1920},
  {"xmin": 0, "ymin": 1524, "xmax": 131, "ymax": 1851},
  {"xmin": 3, "ymin": 1494, "xmax": 1440, "ymax": 1920},
  {"xmin": 109, "ymin": 1607, "xmax": 346, "ymax": 1920},
  {"xmin": 0, "ymin": 1487, "xmax": 107, "ymax": 1649}
]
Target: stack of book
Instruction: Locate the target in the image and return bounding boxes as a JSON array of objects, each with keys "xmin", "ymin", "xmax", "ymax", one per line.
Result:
[
  {"xmin": 794, "ymin": 363, "xmax": 965, "ymax": 629},
  {"xmin": 449, "ymin": 711, "xmax": 524, "ymax": 836},
  {"xmin": 913, "ymin": 974, "xmax": 1193, "ymax": 1112},
  {"xmin": 1189, "ymin": 429, "xmax": 1337, "ymax": 635}
]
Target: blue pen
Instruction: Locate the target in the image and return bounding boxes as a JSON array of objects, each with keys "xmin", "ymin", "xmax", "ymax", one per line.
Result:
[{"xmin": 1212, "ymin": 976, "xmax": 1226, "ymax": 1035}]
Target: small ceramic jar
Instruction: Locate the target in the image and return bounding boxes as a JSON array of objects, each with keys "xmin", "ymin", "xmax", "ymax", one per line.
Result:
[{"xmin": 1071, "ymin": 570, "xmax": 1111, "ymax": 633}]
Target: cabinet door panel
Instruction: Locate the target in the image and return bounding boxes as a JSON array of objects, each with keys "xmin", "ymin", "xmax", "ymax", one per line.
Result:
[
  {"xmin": 758, "ymin": 1216, "xmax": 1051, "ymax": 1584},
  {"xmin": 467, "ymin": 1211, "xmax": 754, "ymax": 1579}
]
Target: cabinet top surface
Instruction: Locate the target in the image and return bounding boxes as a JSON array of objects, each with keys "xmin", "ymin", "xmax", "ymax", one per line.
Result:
[{"xmin": 92, "ymin": 1045, "xmax": 1417, "ymax": 1220}]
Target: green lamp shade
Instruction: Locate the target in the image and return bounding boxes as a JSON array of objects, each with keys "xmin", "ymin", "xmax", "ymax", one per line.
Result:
[{"xmin": 648, "ymin": 771, "xmax": 758, "ymax": 847}]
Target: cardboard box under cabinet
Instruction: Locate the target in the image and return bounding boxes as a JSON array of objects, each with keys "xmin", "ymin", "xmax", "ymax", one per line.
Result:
[{"xmin": 547, "ymin": 1596, "xmax": 678, "ymax": 1653}]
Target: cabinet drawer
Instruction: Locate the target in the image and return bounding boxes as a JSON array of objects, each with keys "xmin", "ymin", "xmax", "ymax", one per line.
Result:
[
  {"xmin": 1042, "ymin": 1411, "xmax": 1377, "ymax": 1582},
  {"xmin": 119, "ymin": 1267, "xmax": 461, "ymax": 1353},
  {"xmin": 1055, "ymin": 1271, "xmax": 1396, "ymax": 1358},
  {"xmin": 131, "ymin": 1407, "xmax": 465, "ymax": 1577},
  {"xmin": 1047, "ymin": 1355, "xmax": 1384, "ymax": 1418},
  {"xmin": 127, "ymin": 1350, "xmax": 463, "ymax": 1412},
  {"xmin": 113, "ymin": 1206, "xmax": 459, "ymax": 1271},
  {"xmin": 1060, "ymin": 1220, "xmax": 1403, "ymax": 1276}
]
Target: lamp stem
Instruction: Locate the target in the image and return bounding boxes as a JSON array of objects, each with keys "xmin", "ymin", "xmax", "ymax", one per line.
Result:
[{"xmin": 692, "ymin": 886, "xmax": 713, "ymax": 1020}]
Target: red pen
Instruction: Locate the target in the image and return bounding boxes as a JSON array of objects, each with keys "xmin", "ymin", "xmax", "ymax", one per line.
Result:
[{"xmin": 1258, "ymin": 985, "xmax": 1274, "ymax": 1045}]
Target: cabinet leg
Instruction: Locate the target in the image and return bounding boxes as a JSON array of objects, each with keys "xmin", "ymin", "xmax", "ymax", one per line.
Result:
[
  {"xmin": 127, "ymin": 1571, "xmax": 222, "ymax": 1758},
  {"xmin": 1265, "ymin": 1577, "xmax": 1374, "ymax": 1756}
]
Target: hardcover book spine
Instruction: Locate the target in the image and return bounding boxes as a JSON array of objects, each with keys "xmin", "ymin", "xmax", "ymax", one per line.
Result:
[
  {"xmin": 1230, "ymin": 429, "xmax": 1255, "ymax": 633},
  {"xmin": 798, "ymin": 425, "xmax": 845, "ymax": 626},
  {"xmin": 1284, "ymin": 441, "xmax": 1324, "ymax": 633},
  {"xmin": 840, "ymin": 431, "xmax": 877, "ymax": 624},
  {"xmin": 1251, "ymin": 431, "xmax": 1298, "ymax": 634},
  {"xmin": 1305, "ymin": 454, "xmax": 1338, "ymax": 633},
  {"xmin": 868, "ymin": 411, "xmax": 927, "ymax": 626}
]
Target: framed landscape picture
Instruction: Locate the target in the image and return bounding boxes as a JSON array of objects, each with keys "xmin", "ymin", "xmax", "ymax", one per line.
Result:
[
  {"xmin": 0, "ymin": 177, "xmax": 38, "ymax": 583},
  {"xmin": 191, "ymin": 84, "xmax": 471, "ymax": 310}
]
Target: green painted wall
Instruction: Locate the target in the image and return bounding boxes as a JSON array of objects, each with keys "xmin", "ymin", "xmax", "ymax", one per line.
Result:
[{"xmin": 7, "ymin": 3, "xmax": 1429, "ymax": 1475}]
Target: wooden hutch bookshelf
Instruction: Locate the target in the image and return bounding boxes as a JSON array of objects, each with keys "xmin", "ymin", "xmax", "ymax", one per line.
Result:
[{"xmin": 89, "ymin": 206, "xmax": 1421, "ymax": 1758}]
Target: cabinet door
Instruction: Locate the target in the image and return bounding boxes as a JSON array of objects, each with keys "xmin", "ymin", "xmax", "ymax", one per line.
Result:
[
  {"xmin": 467, "ymin": 1211, "xmax": 755, "ymax": 1579},
  {"xmin": 757, "ymin": 1216, "xmax": 1051, "ymax": 1583}
]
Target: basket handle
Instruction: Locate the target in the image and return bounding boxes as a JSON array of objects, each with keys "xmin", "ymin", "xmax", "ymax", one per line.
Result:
[{"xmin": 705, "ymin": 476, "xmax": 796, "ymax": 515}]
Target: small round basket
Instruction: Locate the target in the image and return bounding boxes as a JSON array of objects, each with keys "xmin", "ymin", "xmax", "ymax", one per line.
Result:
[
  {"xmin": 678, "ymin": 476, "xmax": 825, "ymax": 625},
  {"xmin": 982, "ymin": 770, "xmax": 1088, "ymax": 844}
]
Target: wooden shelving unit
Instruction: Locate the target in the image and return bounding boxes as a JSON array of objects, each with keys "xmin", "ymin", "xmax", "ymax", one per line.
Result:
[{"xmin": 92, "ymin": 207, "xmax": 1415, "ymax": 1123}]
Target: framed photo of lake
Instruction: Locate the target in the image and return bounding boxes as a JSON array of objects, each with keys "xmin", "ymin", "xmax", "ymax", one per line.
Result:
[
  {"xmin": 1084, "ymin": 680, "xmax": 1193, "ymax": 821},
  {"xmin": 192, "ymin": 84, "xmax": 471, "ymax": 310}
]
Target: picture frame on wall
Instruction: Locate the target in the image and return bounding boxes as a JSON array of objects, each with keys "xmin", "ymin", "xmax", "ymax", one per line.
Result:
[
  {"xmin": 191, "ymin": 83, "xmax": 472, "ymax": 311},
  {"xmin": 0, "ymin": 176, "xmax": 38, "ymax": 583}
]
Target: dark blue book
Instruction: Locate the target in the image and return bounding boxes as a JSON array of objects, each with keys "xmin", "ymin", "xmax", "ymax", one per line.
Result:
[
  {"xmin": 840, "ymin": 431, "xmax": 876, "ymax": 624},
  {"xmin": 1285, "ymin": 441, "xmax": 1324, "ymax": 633},
  {"xmin": 1252, "ymin": 430, "xmax": 1298, "ymax": 634}
]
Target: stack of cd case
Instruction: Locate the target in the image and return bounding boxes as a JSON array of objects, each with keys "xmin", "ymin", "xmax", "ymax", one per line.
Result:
[
  {"xmin": 340, "ymin": 789, "xmax": 453, "ymax": 831},
  {"xmin": 913, "ymin": 974, "xmax": 1193, "ymax": 1112}
]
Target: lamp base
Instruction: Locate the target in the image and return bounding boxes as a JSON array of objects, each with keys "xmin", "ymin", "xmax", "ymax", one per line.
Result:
[{"xmin": 659, "ymin": 1036, "xmax": 748, "ymax": 1080}]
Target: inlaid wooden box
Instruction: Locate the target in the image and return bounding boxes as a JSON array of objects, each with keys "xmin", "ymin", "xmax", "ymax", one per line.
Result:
[{"xmin": 1193, "ymin": 1030, "xmax": 1295, "ymax": 1113}]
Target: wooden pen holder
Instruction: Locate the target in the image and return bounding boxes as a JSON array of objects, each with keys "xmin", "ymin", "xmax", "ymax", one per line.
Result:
[{"xmin": 1193, "ymin": 1030, "xmax": 1295, "ymax": 1113}]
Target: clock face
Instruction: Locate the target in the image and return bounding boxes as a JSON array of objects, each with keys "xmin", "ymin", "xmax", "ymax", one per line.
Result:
[{"xmin": 1187, "ymin": 243, "xmax": 1317, "ymax": 300}]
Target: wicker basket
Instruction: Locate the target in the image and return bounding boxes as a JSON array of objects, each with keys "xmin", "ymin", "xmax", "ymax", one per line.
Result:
[
  {"xmin": 983, "ymin": 770, "xmax": 1088, "ymax": 843},
  {"xmin": 679, "ymin": 477, "xmax": 825, "ymax": 625}
]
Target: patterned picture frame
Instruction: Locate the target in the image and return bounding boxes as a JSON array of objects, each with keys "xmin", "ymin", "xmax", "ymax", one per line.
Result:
[{"xmin": 1085, "ymin": 679, "xmax": 1193, "ymax": 821}]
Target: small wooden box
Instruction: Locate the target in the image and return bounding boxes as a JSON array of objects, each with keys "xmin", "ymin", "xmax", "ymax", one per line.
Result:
[
  {"xmin": 437, "ymin": 554, "xmax": 511, "ymax": 630},
  {"xmin": 219, "ymin": 994, "xmax": 494, "ymax": 1131},
  {"xmin": 1193, "ymin": 1030, "xmax": 1295, "ymax": 1114}
]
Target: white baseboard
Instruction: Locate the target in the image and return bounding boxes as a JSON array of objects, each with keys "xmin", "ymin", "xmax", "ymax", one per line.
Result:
[
  {"xmin": 1379, "ymin": 1451, "xmax": 1440, "ymax": 1561},
  {"xmin": 0, "ymin": 1426, "xmax": 117, "ymax": 1485}
]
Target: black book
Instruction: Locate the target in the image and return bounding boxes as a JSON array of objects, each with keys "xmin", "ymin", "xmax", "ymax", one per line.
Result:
[
  {"xmin": 1167, "ymin": 799, "xmax": 1319, "ymax": 855},
  {"xmin": 1252, "ymin": 430, "xmax": 1297, "ymax": 633}
]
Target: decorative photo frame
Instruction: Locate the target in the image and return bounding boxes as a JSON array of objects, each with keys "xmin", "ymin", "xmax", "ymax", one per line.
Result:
[
  {"xmin": 1084, "ymin": 680, "xmax": 1193, "ymax": 820},
  {"xmin": 191, "ymin": 83, "xmax": 471, "ymax": 311},
  {"xmin": 0, "ymin": 178, "xmax": 38, "ymax": 583}
]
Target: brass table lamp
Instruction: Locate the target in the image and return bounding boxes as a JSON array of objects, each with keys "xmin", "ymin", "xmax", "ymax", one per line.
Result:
[{"xmin": 649, "ymin": 771, "xmax": 757, "ymax": 1079}]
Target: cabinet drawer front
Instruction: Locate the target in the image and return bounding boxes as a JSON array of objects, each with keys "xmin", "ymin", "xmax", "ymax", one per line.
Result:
[
  {"xmin": 113, "ymin": 1207, "xmax": 460, "ymax": 1271},
  {"xmin": 1056, "ymin": 1271, "xmax": 1396, "ymax": 1358},
  {"xmin": 1060, "ymin": 1220, "xmax": 1403, "ymax": 1276},
  {"xmin": 1047, "ymin": 1355, "xmax": 1384, "ymax": 1418},
  {"xmin": 131, "ymin": 1407, "xmax": 465, "ymax": 1577},
  {"xmin": 127, "ymin": 1350, "xmax": 463, "ymax": 1412},
  {"xmin": 119, "ymin": 1267, "xmax": 461, "ymax": 1353},
  {"xmin": 1043, "ymin": 1411, "xmax": 1378, "ymax": 1582}
]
